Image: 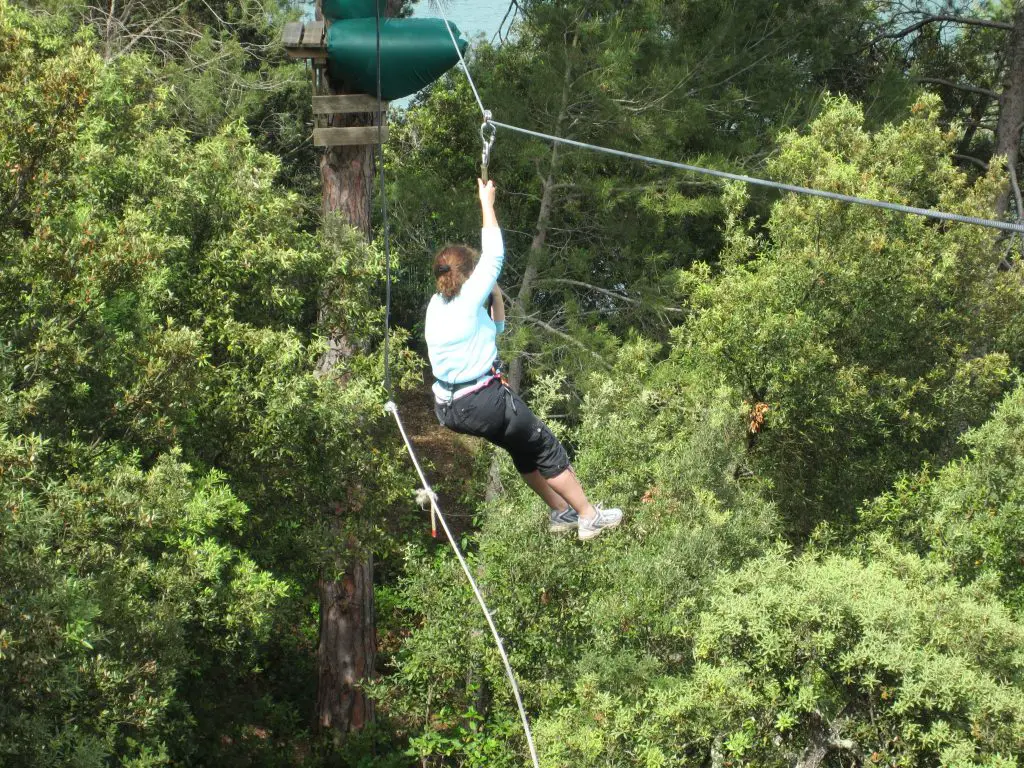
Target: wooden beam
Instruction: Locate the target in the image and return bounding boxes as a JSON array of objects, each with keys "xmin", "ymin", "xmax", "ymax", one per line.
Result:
[
  {"xmin": 285, "ymin": 46, "xmax": 328, "ymax": 60},
  {"xmin": 313, "ymin": 95, "xmax": 388, "ymax": 114},
  {"xmin": 282, "ymin": 21, "xmax": 303, "ymax": 47},
  {"xmin": 301, "ymin": 21, "xmax": 325, "ymax": 46},
  {"xmin": 314, "ymin": 126, "xmax": 389, "ymax": 146}
]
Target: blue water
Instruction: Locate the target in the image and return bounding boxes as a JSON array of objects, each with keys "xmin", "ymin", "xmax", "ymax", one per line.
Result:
[
  {"xmin": 412, "ymin": 0, "xmax": 516, "ymax": 43},
  {"xmin": 301, "ymin": 1, "xmax": 515, "ymax": 39}
]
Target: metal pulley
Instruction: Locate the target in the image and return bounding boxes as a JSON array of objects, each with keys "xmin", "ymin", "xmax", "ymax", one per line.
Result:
[{"xmin": 480, "ymin": 110, "xmax": 496, "ymax": 182}]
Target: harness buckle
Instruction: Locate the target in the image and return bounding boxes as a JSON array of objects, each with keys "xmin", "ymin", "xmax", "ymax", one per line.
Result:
[{"xmin": 491, "ymin": 357, "xmax": 509, "ymax": 388}]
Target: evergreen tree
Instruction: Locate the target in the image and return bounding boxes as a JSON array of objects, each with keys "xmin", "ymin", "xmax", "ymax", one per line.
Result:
[{"xmin": 0, "ymin": 3, "xmax": 416, "ymax": 762}]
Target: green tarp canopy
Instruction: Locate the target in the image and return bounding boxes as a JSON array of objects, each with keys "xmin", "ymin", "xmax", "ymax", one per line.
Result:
[
  {"xmin": 326, "ymin": 17, "xmax": 468, "ymax": 101},
  {"xmin": 321, "ymin": 0, "xmax": 386, "ymax": 21}
]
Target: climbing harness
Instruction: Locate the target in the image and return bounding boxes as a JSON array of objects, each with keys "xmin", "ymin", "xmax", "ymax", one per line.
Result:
[
  {"xmin": 480, "ymin": 111, "xmax": 496, "ymax": 182},
  {"xmin": 491, "ymin": 357, "xmax": 510, "ymax": 388},
  {"xmin": 491, "ymin": 358, "xmax": 517, "ymax": 413}
]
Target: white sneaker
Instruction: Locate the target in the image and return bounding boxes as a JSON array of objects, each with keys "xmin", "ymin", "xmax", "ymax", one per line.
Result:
[
  {"xmin": 577, "ymin": 505, "xmax": 623, "ymax": 541},
  {"xmin": 548, "ymin": 507, "xmax": 579, "ymax": 533}
]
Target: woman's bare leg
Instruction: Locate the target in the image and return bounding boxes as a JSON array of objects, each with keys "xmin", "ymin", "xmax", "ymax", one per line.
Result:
[
  {"xmin": 521, "ymin": 470, "xmax": 570, "ymax": 511},
  {"xmin": 544, "ymin": 468, "xmax": 598, "ymax": 521}
]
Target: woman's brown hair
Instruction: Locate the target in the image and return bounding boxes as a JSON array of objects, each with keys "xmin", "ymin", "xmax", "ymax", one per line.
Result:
[{"xmin": 433, "ymin": 244, "xmax": 478, "ymax": 301}]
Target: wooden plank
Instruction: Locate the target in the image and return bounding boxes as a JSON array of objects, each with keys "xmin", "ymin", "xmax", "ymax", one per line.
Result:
[
  {"xmin": 285, "ymin": 46, "xmax": 328, "ymax": 60},
  {"xmin": 301, "ymin": 21, "xmax": 325, "ymax": 47},
  {"xmin": 313, "ymin": 95, "xmax": 388, "ymax": 114},
  {"xmin": 281, "ymin": 22, "xmax": 303, "ymax": 47},
  {"xmin": 314, "ymin": 126, "xmax": 390, "ymax": 146}
]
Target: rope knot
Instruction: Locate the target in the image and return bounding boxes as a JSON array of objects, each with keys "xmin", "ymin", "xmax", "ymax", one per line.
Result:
[{"xmin": 415, "ymin": 487, "xmax": 437, "ymax": 511}]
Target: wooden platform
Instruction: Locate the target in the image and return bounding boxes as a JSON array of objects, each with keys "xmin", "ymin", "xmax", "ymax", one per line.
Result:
[
  {"xmin": 282, "ymin": 21, "xmax": 389, "ymax": 147},
  {"xmin": 282, "ymin": 21, "xmax": 327, "ymax": 61}
]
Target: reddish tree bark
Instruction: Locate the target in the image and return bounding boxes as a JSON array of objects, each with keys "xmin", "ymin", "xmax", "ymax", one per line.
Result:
[
  {"xmin": 321, "ymin": 144, "xmax": 374, "ymax": 237},
  {"xmin": 313, "ymin": 0, "xmax": 398, "ymax": 741},
  {"xmin": 316, "ymin": 546, "xmax": 376, "ymax": 735}
]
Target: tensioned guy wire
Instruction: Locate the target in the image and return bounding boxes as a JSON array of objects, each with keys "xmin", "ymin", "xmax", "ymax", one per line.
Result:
[
  {"xmin": 436, "ymin": 9, "xmax": 1024, "ymax": 235},
  {"xmin": 384, "ymin": 402, "xmax": 543, "ymax": 768}
]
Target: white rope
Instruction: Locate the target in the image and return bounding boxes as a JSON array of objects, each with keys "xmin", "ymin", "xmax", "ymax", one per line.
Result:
[
  {"xmin": 384, "ymin": 401, "xmax": 542, "ymax": 768},
  {"xmin": 436, "ymin": 22, "xmax": 1024, "ymax": 235}
]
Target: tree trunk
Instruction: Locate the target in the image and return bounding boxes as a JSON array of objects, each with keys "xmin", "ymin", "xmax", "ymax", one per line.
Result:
[
  {"xmin": 316, "ymin": 550, "xmax": 376, "ymax": 735},
  {"xmin": 322, "ymin": 144, "xmax": 374, "ymax": 237},
  {"xmin": 995, "ymin": 2, "xmax": 1024, "ymax": 215},
  {"xmin": 313, "ymin": 0, "xmax": 392, "ymax": 742},
  {"xmin": 508, "ymin": 37, "xmax": 575, "ymax": 393},
  {"xmin": 508, "ymin": 168, "xmax": 560, "ymax": 393},
  {"xmin": 793, "ymin": 714, "xmax": 859, "ymax": 768}
]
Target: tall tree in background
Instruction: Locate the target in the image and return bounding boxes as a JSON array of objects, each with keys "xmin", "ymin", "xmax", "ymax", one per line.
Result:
[
  {"xmin": 870, "ymin": 0, "xmax": 1024, "ymax": 217},
  {"xmin": 312, "ymin": 0, "xmax": 414, "ymax": 741},
  {"xmin": 313, "ymin": 0, "xmax": 377, "ymax": 737}
]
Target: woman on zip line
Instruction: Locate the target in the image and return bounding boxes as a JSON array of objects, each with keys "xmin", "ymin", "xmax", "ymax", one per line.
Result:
[{"xmin": 425, "ymin": 178, "xmax": 623, "ymax": 540}]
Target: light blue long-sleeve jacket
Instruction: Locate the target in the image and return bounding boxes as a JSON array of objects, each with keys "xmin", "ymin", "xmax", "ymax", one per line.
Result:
[{"xmin": 425, "ymin": 227, "xmax": 505, "ymax": 401}]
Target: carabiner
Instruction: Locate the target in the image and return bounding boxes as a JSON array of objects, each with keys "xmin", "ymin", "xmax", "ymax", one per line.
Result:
[{"xmin": 480, "ymin": 110, "xmax": 496, "ymax": 182}]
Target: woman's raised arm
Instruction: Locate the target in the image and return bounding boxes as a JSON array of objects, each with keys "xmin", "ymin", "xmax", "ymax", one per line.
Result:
[{"xmin": 460, "ymin": 179, "xmax": 504, "ymax": 307}]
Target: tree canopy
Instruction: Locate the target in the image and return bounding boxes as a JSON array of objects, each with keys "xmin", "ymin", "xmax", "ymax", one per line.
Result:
[{"xmin": 3, "ymin": 0, "xmax": 1024, "ymax": 765}]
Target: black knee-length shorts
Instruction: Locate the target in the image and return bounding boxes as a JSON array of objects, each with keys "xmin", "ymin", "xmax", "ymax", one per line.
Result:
[{"xmin": 434, "ymin": 378, "xmax": 570, "ymax": 479}]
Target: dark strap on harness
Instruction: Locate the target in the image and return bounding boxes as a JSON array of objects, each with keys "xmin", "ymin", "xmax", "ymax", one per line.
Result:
[
  {"xmin": 437, "ymin": 359, "xmax": 505, "ymax": 393},
  {"xmin": 436, "ymin": 375, "xmax": 485, "ymax": 393}
]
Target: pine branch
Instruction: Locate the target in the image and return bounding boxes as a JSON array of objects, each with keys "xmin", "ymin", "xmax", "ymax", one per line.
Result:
[
  {"xmin": 871, "ymin": 14, "xmax": 1013, "ymax": 47},
  {"xmin": 916, "ymin": 77, "xmax": 1001, "ymax": 100},
  {"xmin": 514, "ymin": 314, "xmax": 612, "ymax": 369},
  {"xmin": 537, "ymin": 278, "xmax": 688, "ymax": 314},
  {"xmin": 953, "ymin": 153, "xmax": 990, "ymax": 171}
]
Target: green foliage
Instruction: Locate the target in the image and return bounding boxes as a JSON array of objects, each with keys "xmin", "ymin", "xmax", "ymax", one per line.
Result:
[
  {"xmin": 684, "ymin": 95, "xmax": 1021, "ymax": 533},
  {"xmin": 0, "ymin": 432, "xmax": 286, "ymax": 766},
  {"xmin": 689, "ymin": 545, "xmax": 1024, "ymax": 767},
  {"xmin": 862, "ymin": 383, "xmax": 1024, "ymax": 613},
  {"xmin": 530, "ymin": 545, "xmax": 1024, "ymax": 768},
  {"xmin": 19, "ymin": 0, "xmax": 324, "ymax": 195},
  {"xmin": 0, "ymin": 4, "xmax": 416, "ymax": 763}
]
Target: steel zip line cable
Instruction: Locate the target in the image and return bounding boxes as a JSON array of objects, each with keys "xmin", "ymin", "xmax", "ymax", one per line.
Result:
[
  {"xmin": 440, "ymin": 15, "xmax": 487, "ymax": 118},
  {"xmin": 436, "ymin": 13, "xmax": 1024, "ymax": 235},
  {"xmin": 490, "ymin": 120, "xmax": 1024, "ymax": 234}
]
